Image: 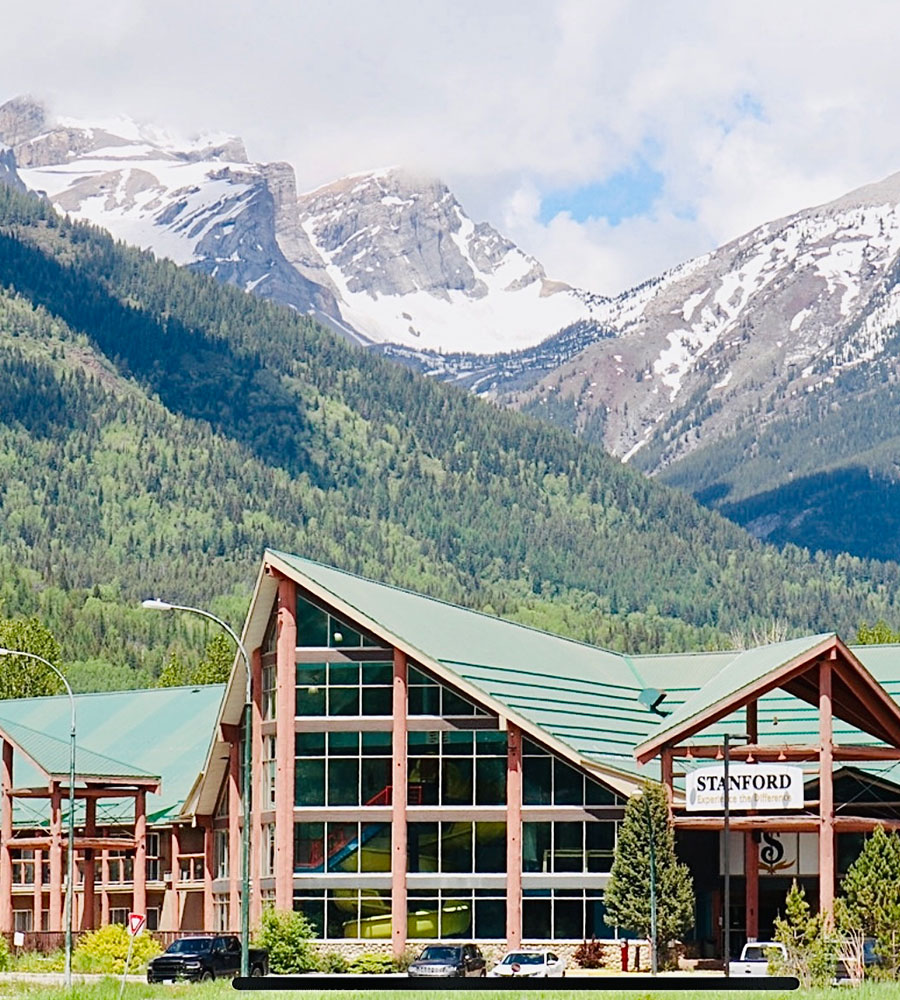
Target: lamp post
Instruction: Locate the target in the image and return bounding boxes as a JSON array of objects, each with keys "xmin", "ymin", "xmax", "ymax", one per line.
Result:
[
  {"xmin": 722, "ymin": 732, "xmax": 751, "ymax": 976},
  {"xmin": 0, "ymin": 648, "xmax": 75, "ymax": 988},
  {"xmin": 642, "ymin": 792, "xmax": 658, "ymax": 975},
  {"xmin": 141, "ymin": 600, "xmax": 252, "ymax": 977}
]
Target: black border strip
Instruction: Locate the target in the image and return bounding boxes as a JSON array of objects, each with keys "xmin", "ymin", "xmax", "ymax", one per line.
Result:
[{"xmin": 233, "ymin": 975, "xmax": 799, "ymax": 990}]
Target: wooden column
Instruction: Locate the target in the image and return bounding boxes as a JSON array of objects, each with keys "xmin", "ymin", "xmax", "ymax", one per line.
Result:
[
  {"xmin": 391, "ymin": 649, "xmax": 408, "ymax": 959},
  {"xmin": 746, "ymin": 700, "xmax": 758, "ymax": 743},
  {"xmin": 82, "ymin": 798, "xmax": 96, "ymax": 929},
  {"xmin": 228, "ymin": 739, "xmax": 241, "ymax": 930},
  {"xmin": 274, "ymin": 575, "xmax": 296, "ymax": 911},
  {"xmin": 0, "ymin": 740, "xmax": 12, "ymax": 933},
  {"xmin": 661, "ymin": 748, "xmax": 674, "ymax": 818},
  {"xmin": 32, "ymin": 849, "xmax": 42, "ymax": 932},
  {"xmin": 49, "ymin": 784, "xmax": 63, "ymax": 931},
  {"xmin": 744, "ymin": 831, "xmax": 759, "ymax": 939},
  {"xmin": 133, "ymin": 789, "xmax": 147, "ymax": 918},
  {"xmin": 203, "ymin": 817, "xmax": 215, "ymax": 930},
  {"xmin": 100, "ymin": 849, "xmax": 109, "ymax": 926},
  {"xmin": 506, "ymin": 723, "xmax": 523, "ymax": 949},
  {"xmin": 819, "ymin": 660, "xmax": 835, "ymax": 920},
  {"xmin": 250, "ymin": 647, "xmax": 264, "ymax": 929},
  {"xmin": 167, "ymin": 825, "xmax": 181, "ymax": 931}
]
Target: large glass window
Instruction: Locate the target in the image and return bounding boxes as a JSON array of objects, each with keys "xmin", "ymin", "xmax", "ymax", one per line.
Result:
[
  {"xmin": 407, "ymin": 666, "xmax": 486, "ymax": 716},
  {"xmin": 523, "ymin": 820, "xmax": 617, "ymax": 873},
  {"xmin": 295, "ymin": 661, "xmax": 393, "ymax": 716},
  {"xmin": 408, "ymin": 730, "xmax": 506, "ymax": 805},
  {"xmin": 294, "ymin": 731, "xmax": 392, "ymax": 807},
  {"xmin": 523, "ymin": 890, "xmax": 614, "ymax": 940},
  {"xmin": 294, "ymin": 821, "xmax": 391, "ymax": 873},
  {"xmin": 296, "ymin": 594, "xmax": 381, "ymax": 649},
  {"xmin": 293, "ymin": 889, "xmax": 392, "ymax": 939},
  {"xmin": 408, "ymin": 822, "xmax": 506, "ymax": 873},
  {"xmin": 407, "ymin": 889, "xmax": 506, "ymax": 940},
  {"xmin": 522, "ymin": 740, "xmax": 619, "ymax": 806}
]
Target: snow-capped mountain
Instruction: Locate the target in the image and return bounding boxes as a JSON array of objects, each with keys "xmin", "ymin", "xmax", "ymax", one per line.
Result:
[
  {"xmin": 0, "ymin": 97, "xmax": 596, "ymax": 354},
  {"xmin": 505, "ymin": 170, "xmax": 900, "ymax": 470}
]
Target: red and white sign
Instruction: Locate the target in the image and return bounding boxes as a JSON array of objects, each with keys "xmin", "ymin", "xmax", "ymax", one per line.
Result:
[{"xmin": 128, "ymin": 912, "xmax": 146, "ymax": 937}]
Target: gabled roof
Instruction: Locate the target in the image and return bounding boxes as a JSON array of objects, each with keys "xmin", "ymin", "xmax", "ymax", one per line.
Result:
[
  {"xmin": 1, "ymin": 685, "xmax": 225, "ymax": 827},
  {"xmin": 634, "ymin": 634, "xmax": 900, "ymax": 763}
]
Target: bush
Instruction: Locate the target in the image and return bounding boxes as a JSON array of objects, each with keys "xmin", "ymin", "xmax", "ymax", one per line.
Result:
[
  {"xmin": 319, "ymin": 950, "xmax": 350, "ymax": 972},
  {"xmin": 73, "ymin": 924, "xmax": 161, "ymax": 974},
  {"xmin": 771, "ymin": 880, "xmax": 838, "ymax": 988},
  {"xmin": 0, "ymin": 934, "xmax": 10, "ymax": 972},
  {"xmin": 255, "ymin": 907, "xmax": 319, "ymax": 974},
  {"xmin": 347, "ymin": 952, "xmax": 393, "ymax": 974},
  {"xmin": 574, "ymin": 938, "xmax": 607, "ymax": 969}
]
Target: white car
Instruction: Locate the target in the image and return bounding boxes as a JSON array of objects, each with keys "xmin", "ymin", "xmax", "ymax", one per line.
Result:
[
  {"xmin": 728, "ymin": 941, "xmax": 786, "ymax": 976},
  {"xmin": 488, "ymin": 950, "xmax": 567, "ymax": 978}
]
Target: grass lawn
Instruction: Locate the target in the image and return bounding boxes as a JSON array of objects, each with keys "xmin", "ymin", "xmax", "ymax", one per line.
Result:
[{"xmin": 4, "ymin": 980, "xmax": 900, "ymax": 1000}]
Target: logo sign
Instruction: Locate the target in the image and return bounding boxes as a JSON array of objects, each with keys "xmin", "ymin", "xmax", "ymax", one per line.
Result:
[
  {"xmin": 128, "ymin": 912, "xmax": 146, "ymax": 937},
  {"xmin": 686, "ymin": 763, "xmax": 804, "ymax": 811}
]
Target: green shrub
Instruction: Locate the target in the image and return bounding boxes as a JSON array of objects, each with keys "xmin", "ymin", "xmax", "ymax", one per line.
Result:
[
  {"xmin": 255, "ymin": 907, "xmax": 319, "ymax": 974},
  {"xmin": 0, "ymin": 934, "xmax": 10, "ymax": 972},
  {"xmin": 319, "ymin": 950, "xmax": 350, "ymax": 972},
  {"xmin": 347, "ymin": 952, "xmax": 393, "ymax": 974},
  {"xmin": 72, "ymin": 923, "xmax": 161, "ymax": 974},
  {"xmin": 12, "ymin": 949, "xmax": 64, "ymax": 972}
]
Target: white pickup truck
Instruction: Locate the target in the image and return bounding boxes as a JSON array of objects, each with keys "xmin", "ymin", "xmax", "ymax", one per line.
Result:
[{"xmin": 728, "ymin": 941, "xmax": 786, "ymax": 976}]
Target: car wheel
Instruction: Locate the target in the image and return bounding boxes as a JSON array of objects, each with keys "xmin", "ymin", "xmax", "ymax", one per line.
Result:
[
  {"xmin": 200, "ymin": 971, "xmax": 214, "ymax": 982},
  {"xmin": 250, "ymin": 965, "xmax": 265, "ymax": 978}
]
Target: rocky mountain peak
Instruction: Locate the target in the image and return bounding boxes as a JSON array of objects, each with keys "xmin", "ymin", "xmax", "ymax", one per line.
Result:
[{"xmin": 0, "ymin": 96, "xmax": 47, "ymax": 148}]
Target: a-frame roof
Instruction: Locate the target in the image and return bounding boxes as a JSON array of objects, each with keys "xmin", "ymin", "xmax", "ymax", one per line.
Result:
[{"xmin": 634, "ymin": 633, "xmax": 900, "ymax": 763}]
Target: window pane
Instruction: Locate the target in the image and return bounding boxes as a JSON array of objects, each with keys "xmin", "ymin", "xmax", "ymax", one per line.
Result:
[
  {"xmin": 585, "ymin": 897, "xmax": 616, "ymax": 939},
  {"xmin": 441, "ymin": 731, "xmax": 473, "ymax": 755},
  {"xmin": 523, "ymin": 822, "xmax": 551, "ymax": 873},
  {"xmin": 523, "ymin": 757, "xmax": 552, "ymax": 805},
  {"xmin": 328, "ymin": 661, "xmax": 360, "ymax": 685},
  {"xmin": 523, "ymin": 898, "xmax": 552, "ymax": 939},
  {"xmin": 361, "ymin": 731, "xmax": 392, "ymax": 754},
  {"xmin": 476, "ymin": 731, "xmax": 506, "ymax": 754},
  {"xmin": 294, "ymin": 759, "xmax": 324, "ymax": 807},
  {"xmin": 328, "ymin": 759, "xmax": 359, "ymax": 806},
  {"xmin": 441, "ymin": 822, "xmax": 472, "ymax": 873},
  {"xmin": 554, "ymin": 822, "xmax": 584, "ymax": 873},
  {"xmin": 586, "ymin": 776, "xmax": 616, "ymax": 805},
  {"xmin": 408, "ymin": 685, "xmax": 439, "ymax": 715},
  {"xmin": 408, "ymin": 666, "xmax": 431, "ymax": 685},
  {"xmin": 293, "ymin": 823, "xmax": 324, "ymax": 872},
  {"xmin": 361, "ymin": 758, "xmax": 391, "ymax": 805},
  {"xmin": 408, "ymin": 823, "xmax": 438, "ymax": 873},
  {"xmin": 408, "ymin": 897, "xmax": 439, "ymax": 939},
  {"xmin": 362, "ymin": 661, "xmax": 393, "ymax": 684},
  {"xmin": 474, "ymin": 822, "xmax": 506, "ymax": 873},
  {"xmin": 443, "ymin": 689, "xmax": 475, "ymax": 715},
  {"xmin": 293, "ymin": 896, "xmax": 325, "ymax": 937},
  {"xmin": 327, "ymin": 823, "xmax": 359, "ymax": 873},
  {"xmin": 475, "ymin": 756, "xmax": 506, "ymax": 805},
  {"xmin": 295, "ymin": 732, "xmax": 325, "ymax": 754},
  {"xmin": 329, "ymin": 620, "xmax": 362, "ymax": 648},
  {"xmin": 296, "ymin": 598, "xmax": 329, "ymax": 647},
  {"xmin": 586, "ymin": 820, "xmax": 616, "ymax": 870},
  {"xmin": 555, "ymin": 897, "xmax": 583, "ymax": 939},
  {"xmin": 296, "ymin": 663, "xmax": 326, "ymax": 686},
  {"xmin": 295, "ymin": 686, "xmax": 326, "ymax": 716},
  {"xmin": 442, "ymin": 758, "xmax": 473, "ymax": 805},
  {"xmin": 408, "ymin": 757, "xmax": 438, "ymax": 805},
  {"xmin": 441, "ymin": 897, "xmax": 472, "ymax": 938},
  {"xmin": 554, "ymin": 760, "xmax": 583, "ymax": 805},
  {"xmin": 328, "ymin": 732, "xmax": 359, "ymax": 755},
  {"xmin": 328, "ymin": 687, "xmax": 359, "ymax": 716},
  {"xmin": 360, "ymin": 823, "xmax": 391, "ymax": 872},
  {"xmin": 408, "ymin": 732, "xmax": 439, "ymax": 755},
  {"xmin": 327, "ymin": 889, "xmax": 357, "ymax": 938},
  {"xmin": 361, "ymin": 686, "xmax": 392, "ymax": 715},
  {"xmin": 474, "ymin": 897, "xmax": 505, "ymax": 939}
]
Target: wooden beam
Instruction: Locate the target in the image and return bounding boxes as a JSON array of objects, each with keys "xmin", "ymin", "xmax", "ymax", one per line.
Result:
[
  {"xmin": 674, "ymin": 815, "xmax": 821, "ymax": 831},
  {"xmin": 10, "ymin": 786, "xmax": 151, "ymax": 799},
  {"xmin": 670, "ymin": 744, "xmax": 900, "ymax": 762}
]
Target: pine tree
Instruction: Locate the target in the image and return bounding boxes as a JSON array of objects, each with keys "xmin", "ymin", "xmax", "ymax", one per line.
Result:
[
  {"xmin": 0, "ymin": 617, "xmax": 65, "ymax": 698},
  {"xmin": 838, "ymin": 824, "xmax": 900, "ymax": 975},
  {"xmin": 773, "ymin": 880, "xmax": 836, "ymax": 987},
  {"xmin": 156, "ymin": 650, "xmax": 190, "ymax": 688},
  {"xmin": 603, "ymin": 782, "xmax": 694, "ymax": 965},
  {"xmin": 191, "ymin": 633, "xmax": 234, "ymax": 685}
]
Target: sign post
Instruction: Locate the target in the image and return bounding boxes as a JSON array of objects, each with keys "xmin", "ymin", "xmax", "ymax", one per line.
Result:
[{"xmin": 119, "ymin": 914, "xmax": 146, "ymax": 1000}]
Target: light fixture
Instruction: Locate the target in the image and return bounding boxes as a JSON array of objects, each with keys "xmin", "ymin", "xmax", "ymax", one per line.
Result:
[
  {"xmin": 715, "ymin": 746, "xmax": 724, "ymax": 760},
  {"xmin": 746, "ymin": 751, "xmax": 755, "ymax": 763},
  {"xmin": 332, "ymin": 631, "xmax": 343, "ymax": 643},
  {"xmin": 778, "ymin": 749, "xmax": 787, "ymax": 761},
  {"xmin": 685, "ymin": 745, "xmax": 694, "ymax": 760}
]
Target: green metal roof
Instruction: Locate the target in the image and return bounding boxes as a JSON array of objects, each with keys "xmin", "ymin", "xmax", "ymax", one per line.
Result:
[{"xmin": 1, "ymin": 685, "xmax": 225, "ymax": 828}]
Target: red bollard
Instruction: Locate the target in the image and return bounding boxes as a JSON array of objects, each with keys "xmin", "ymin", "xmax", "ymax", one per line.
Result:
[{"xmin": 621, "ymin": 940, "xmax": 629, "ymax": 972}]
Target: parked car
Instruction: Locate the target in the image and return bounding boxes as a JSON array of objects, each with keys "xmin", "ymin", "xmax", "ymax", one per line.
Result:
[
  {"xmin": 407, "ymin": 944, "xmax": 486, "ymax": 977},
  {"xmin": 146, "ymin": 935, "xmax": 268, "ymax": 982},
  {"xmin": 728, "ymin": 941, "xmax": 786, "ymax": 976},
  {"xmin": 488, "ymin": 950, "xmax": 567, "ymax": 977}
]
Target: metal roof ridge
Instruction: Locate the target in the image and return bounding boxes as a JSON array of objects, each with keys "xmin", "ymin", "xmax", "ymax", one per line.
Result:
[
  {"xmin": 1, "ymin": 683, "xmax": 227, "ymax": 706},
  {"xmin": 268, "ymin": 548, "xmax": 631, "ymax": 659}
]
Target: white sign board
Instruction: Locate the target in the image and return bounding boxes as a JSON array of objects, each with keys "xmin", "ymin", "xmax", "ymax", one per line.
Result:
[
  {"xmin": 720, "ymin": 830, "xmax": 818, "ymax": 875},
  {"xmin": 685, "ymin": 763, "xmax": 804, "ymax": 811}
]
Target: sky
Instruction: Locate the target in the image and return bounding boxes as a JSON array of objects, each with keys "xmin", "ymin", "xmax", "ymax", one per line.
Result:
[{"xmin": 3, "ymin": 0, "xmax": 900, "ymax": 294}]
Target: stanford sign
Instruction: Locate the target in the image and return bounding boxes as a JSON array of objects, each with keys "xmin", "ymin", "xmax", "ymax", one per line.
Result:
[{"xmin": 685, "ymin": 763, "xmax": 804, "ymax": 811}]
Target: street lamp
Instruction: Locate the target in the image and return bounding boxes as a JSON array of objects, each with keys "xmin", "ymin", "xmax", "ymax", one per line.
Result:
[
  {"xmin": 722, "ymin": 732, "xmax": 751, "ymax": 976},
  {"xmin": 141, "ymin": 600, "xmax": 252, "ymax": 977},
  {"xmin": 642, "ymin": 792, "xmax": 658, "ymax": 975},
  {"xmin": 0, "ymin": 648, "xmax": 76, "ymax": 988}
]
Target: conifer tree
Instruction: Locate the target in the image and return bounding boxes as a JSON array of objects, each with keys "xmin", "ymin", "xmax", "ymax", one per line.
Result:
[
  {"xmin": 191, "ymin": 633, "xmax": 234, "ymax": 685},
  {"xmin": 773, "ymin": 880, "xmax": 836, "ymax": 987},
  {"xmin": 603, "ymin": 782, "xmax": 694, "ymax": 965},
  {"xmin": 0, "ymin": 617, "xmax": 64, "ymax": 697}
]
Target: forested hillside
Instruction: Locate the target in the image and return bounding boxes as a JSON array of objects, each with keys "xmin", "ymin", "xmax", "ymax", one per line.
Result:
[{"xmin": 1, "ymin": 184, "xmax": 900, "ymax": 687}]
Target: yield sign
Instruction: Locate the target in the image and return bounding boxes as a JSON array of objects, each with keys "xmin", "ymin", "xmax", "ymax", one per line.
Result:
[{"xmin": 128, "ymin": 912, "xmax": 146, "ymax": 937}]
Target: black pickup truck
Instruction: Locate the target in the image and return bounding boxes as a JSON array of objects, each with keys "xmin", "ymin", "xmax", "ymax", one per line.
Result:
[{"xmin": 147, "ymin": 935, "xmax": 268, "ymax": 982}]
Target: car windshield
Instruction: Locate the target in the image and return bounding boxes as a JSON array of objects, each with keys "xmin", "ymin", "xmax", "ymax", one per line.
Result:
[
  {"xmin": 418, "ymin": 947, "xmax": 461, "ymax": 962},
  {"xmin": 166, "ymin": 939, "xmax": 212, "ymax": 954},
  {"xmin": 741, "ymin": 946, "xmax": 772, "ymax": 962},
  {"xmin": 503, "ymin": 953, "xmax": 544, "ymax": 965}
]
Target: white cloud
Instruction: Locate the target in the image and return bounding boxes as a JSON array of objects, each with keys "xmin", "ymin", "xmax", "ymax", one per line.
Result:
[{"xmin": 3, "ymin": 0, "xmax": 900, "ymax": 294}]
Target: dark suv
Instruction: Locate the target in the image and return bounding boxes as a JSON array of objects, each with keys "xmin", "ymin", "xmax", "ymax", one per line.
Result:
[{"xmin": 408, "ymin": 944, "xmax": 486, "ymax": 977}]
